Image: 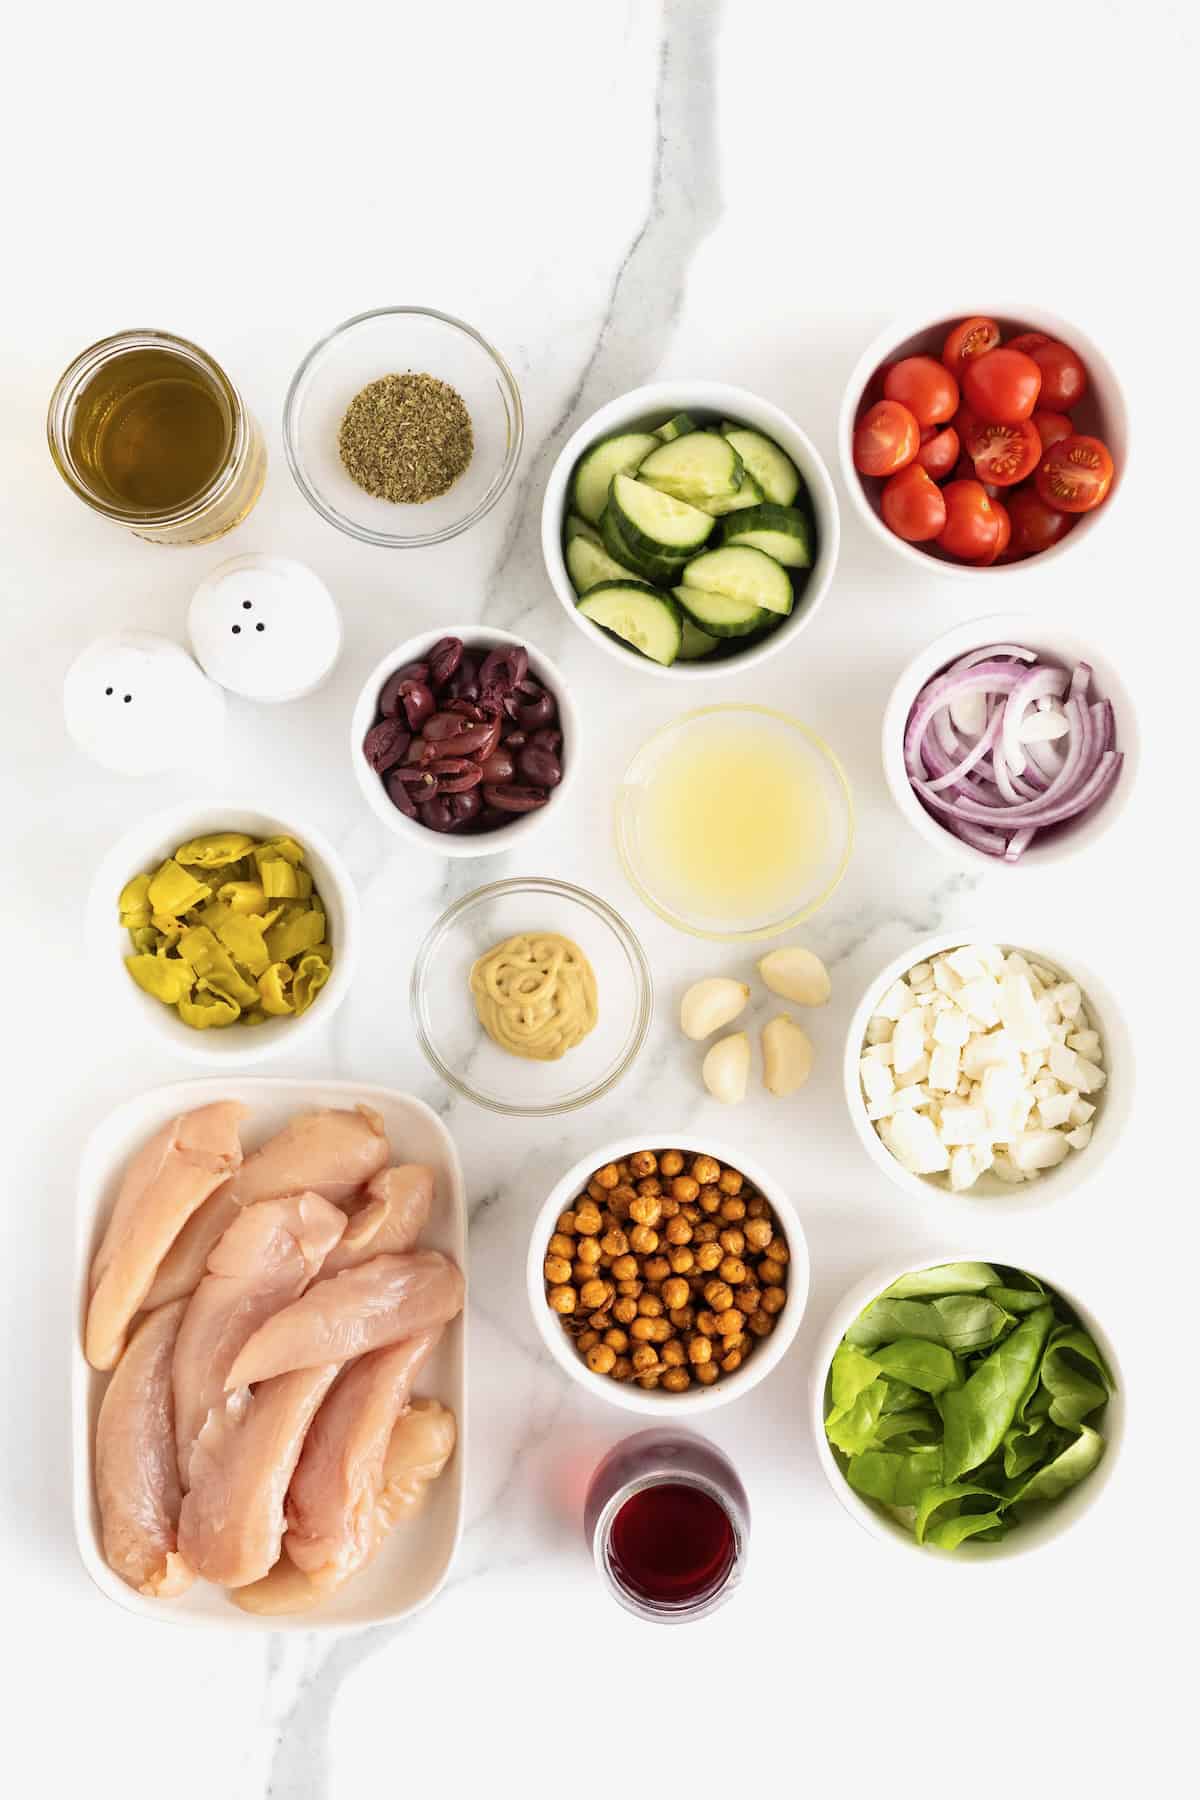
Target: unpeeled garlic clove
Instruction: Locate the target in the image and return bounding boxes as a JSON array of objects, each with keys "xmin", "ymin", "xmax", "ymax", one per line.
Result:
[
  {"xmin": 757, "ymin": 946, "xmax": 831, "ymax": 1008},
  {"xmin": 762, "ymin": 1014, "xmax": 814, "ymax": 1096},
  {"xmin": 680, "ymin": 977, "xmax": 750, "ymax": 1041},
  {"xmin": 702, "ymin": 1031, "xmax": 750, "ymax": 1104}
]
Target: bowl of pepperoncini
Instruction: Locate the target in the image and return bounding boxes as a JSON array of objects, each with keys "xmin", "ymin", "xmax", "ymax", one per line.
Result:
[{"xmin": 88, "ymin": 804, "xmax": 359, "ymax": 1066}]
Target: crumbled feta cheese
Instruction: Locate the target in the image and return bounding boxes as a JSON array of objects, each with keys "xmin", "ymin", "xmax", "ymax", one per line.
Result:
[
  {"xmin": 928, "ymin": 1043, "xmax": 960, "ymax": 1091},
  {"xmin": 932, "ymin": 1008, "xmax": 971, "ymax": 1048},
  {"xmin": 961, "ymin": 1029, "xmax": 1020, "ymax": 1080},
  {"xmin": 1067, "ymin": 1028, "xmax": 1101, "ymax": 1060},
  {"xmin": 999, "ymin": 973, "xmax": 1051, "ymax": 1051},
  {"xmin": 860, "ymin": 1057, "xmax": 894, "ymax": 1107},
  {"xmin": 865, "ymin": 1015, "xmax": 893, "ymax": 1045},
  {"xmin": 1068, "ymin": 1096, "xmax": 1096, "ymax": 1128},
  {"xmin": 946, "ymin": 946, "xmax": 986, "ymax": 983},
  {"xmin": 938, "ymin": 1103, "xmax": 989, "ymax": 1145},
  {"xmin": 933, "ymin": 959, "xmax": 961, "ymax": 995},
  {"xmin": 1010, "ymin": 1130, "xmax": 1071, "ymax": 1173},
  {"xmin": 880, "ymin": 1111, "xmax": 949, "ymax": 1175},
  {"xmin": 1065, "ymin": 1122, "xmax": 1093, "ymax": 1150},
  {"xmin": 958, "ymin": 977, "xmax": 1001, "ymax": 1026},
  {"xmin": 1035, "ymin": 1091, "xmax": 1075, "ymax": 1129},
  {"xmin": 1045, "ymin": 981, "xmax": 1082, "ymax": 1020},
  {"xmin": 1049, "ymin": 1044, "xmax": 1106, "ymax": 1093},
  {"xmin": 877, "ymin": 980, "xmax": 916, "ymax": 1021},
  {"xmin": 891, "ymin": 1008, "xmax": 926, "ymax": 1075}
]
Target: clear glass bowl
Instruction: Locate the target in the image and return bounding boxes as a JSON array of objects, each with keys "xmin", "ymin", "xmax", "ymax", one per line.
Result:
[
  {"xmin": 616, "ymin": 705, "xmax": 854, "ymax": 941},
  {"xmin": 283, "ymin": 306, "xmax": 523, "ymax": 547},
  {"xmin": 411, "ymin": 878, "xmax": 653, "ymax": 1116}
]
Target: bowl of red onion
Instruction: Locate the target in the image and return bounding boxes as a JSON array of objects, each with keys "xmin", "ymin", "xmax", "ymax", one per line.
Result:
[
  {"xmin": 882, "ymin": 614, "xmax": 1137, "ymax": 871},
  {"xmin": 351, "ymin": 624, "xmax": 580, "ymax": 856}
]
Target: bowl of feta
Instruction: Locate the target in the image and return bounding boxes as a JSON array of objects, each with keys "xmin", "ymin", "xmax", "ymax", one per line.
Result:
[{"xmin": 843, "ymin": 934, "xmax": 1131, "ymax": 1210}]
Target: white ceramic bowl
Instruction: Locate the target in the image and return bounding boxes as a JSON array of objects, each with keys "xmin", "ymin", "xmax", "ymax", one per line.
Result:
[
  {"xmin": 838, "ymin": 304, "xmax": 1128, "ymax": 578},
  {"xmin": 541, "ymin": 380, "xmax": 840, "ymax": 681},
  {"xmin": 73, "ymin": 1078, "xmax": 465, "ymax": 1630},
  {"xmin": 88, "ymin": 802, "xmax": 358, "ymax": 1068},
  {"xmin": 810, "ymin": 1251, "xmax": 1124, "ymax": 1561},
  {"xmin": 882, "ymin": 612, "xmax": 1139, "ymax": 874},
  {"xmin": 351, "ymin": 624, "xmax": 580, "ymax": 858},
  {"xmin": 527, "ymin": 1133, "xmax": 809, "ymax": 1415},
  {"xmin": 843, "ymin": 930, "xmax": 1133, "ymax": 1215}
]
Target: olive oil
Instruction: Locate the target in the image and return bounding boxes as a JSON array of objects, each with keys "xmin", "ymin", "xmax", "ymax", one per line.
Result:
[{"xmin": 67, "ymin": 346, "xmax": 232, "ymax": 513}]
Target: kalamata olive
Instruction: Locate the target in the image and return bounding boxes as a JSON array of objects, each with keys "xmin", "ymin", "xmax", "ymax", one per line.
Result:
[
  {"xmin": 477, "ymin": 805, "xmax": 509, "ymax": 832},
  {"xmin": 424, "ymin": 756, "xmax": 483, "ymax": 792},
  {"xmin": 503, "ymin": 730, "xmax": 526, "ymax": 750},
  {"xmin": 517, "ymin": 744, "xmax": 563, "ymax": 788},
  {"xmin": 528, "ymin": 727, "xmax": 563, "ymax": 754},
  {"xmin": 480, "ymin": 747, "xmax": 515, "ymax": 784},
  {"xmin": 405, "ymin": 735, "xmax": 428, "ymax": 763},
  {"xmin": 378, "ymin": 663, "xmax": 428, "ymax": 716},
  {"xmin": 446, "ymin": 789, "xmax": 483, "ymax": 827},
  {"xmin": 516, "ymin": 677, "xmax": 541, "ymax": 697},
  {"xmin": 515, "ymin": 691, "xmax": 557, "ymax": 731},
  {"xmin": 363, "ymin": 717, "xmax": 411, "ymax": 773},
  {"xmin": 428, "ymin": 637, "xmax": 464, "ymax": 688},
  {"xmin": 384, "ymin": 767, "xmax": 421, "ymax": 816},
  {"xmin": 422, "ymin": 713, "xmax": 498, "ymax": 756},
  {"xmin": 445, "ymin": 655, "xmax": 479, "ymax": 700},
  {"xmin": 482, "ymin": 782, "xmax": 549, "ymax": 814},
  {"xmin": 400, "ymin": 680, "xmax": 436, "ymax": 732},
  {"xmin": 420, "ymin": 795, "xmax": 456, "ymax": 832},
  {"xmin": 478, "ymin": 646, "xmax": 528, "ymax": 701},
  {"xmin": 424, "ymin": 711, "xmax": 473, "ymax": 742},
  {"xmin": 446, "ymin": 699, "xmax": 485, "ymax": 720}
]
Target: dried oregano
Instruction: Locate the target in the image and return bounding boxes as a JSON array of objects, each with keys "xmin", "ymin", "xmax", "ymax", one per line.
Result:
[{"xmin": 338, "ymin": 372, "xmax": 474, "ymax": 504}]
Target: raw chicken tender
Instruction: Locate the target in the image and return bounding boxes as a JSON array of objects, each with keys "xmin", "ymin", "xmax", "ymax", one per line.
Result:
[
  {"xmin": 143, "ymin": 1105, "xmax": 389, "ymax": 1310},
  {"xmin": 226, "ymin": 1250, "xmax": 465, "ymax": 1388},
  {"xmin": 94, "ymin": 1299, "xmax": 194, "ymax": 1598},
  {"xmin": 285, "ymin": 1332, "xmax": 441, "ymax": 1589},
  {"xmin": 321, "ymin": 1164, "xmax": 433, "ymax": 1277},
  {"xmin": 173, "ymin": 1192, "xmax": 346, "ymax": 1486},
  {"xmin": 86, "ymin": 1101, "xmax": 246, "ymax": 1371}
]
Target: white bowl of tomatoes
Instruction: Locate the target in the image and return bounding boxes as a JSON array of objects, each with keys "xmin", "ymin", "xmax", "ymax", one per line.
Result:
[{"xmin": 838, "ymin": 307, "xmax": 1126, "ymax": 575}]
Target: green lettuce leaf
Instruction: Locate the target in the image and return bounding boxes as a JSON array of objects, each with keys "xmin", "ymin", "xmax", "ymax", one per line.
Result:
[
  {"xmin": 848, "ymin": 1447, "xmax": 943, "ymax": 1507},
  {"xmin": 883, "ymin": 1262, "xmax": 1000, "ymax": 1299},
  {"xmin": 939, "ymin": 1305, "xmax": 1055, "ymax": 1483},
  {"xmin": 846, "ymin": 1293, "xmax": 1014, "ymax": 1355},
  {"xmin": 1041, "ymin": 1327, "xmax": 1112, "ymax": 1430},
  {"xmin": 1010, "ymin": 1424, "xmax": 1105, "ymax": 1505},
  {"xmin": 872, "ymin": 1337, "xmax": 963, "ymax": 1394},
  {"xmin": 826, "ymin": 1380, "xmax": 887, "ymax": 1456}
]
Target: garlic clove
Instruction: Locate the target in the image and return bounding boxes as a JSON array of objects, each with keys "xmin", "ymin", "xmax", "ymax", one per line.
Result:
[
  {"xmin": 702, "ymin": 1031, "xmax": 750, "ymax": 1104},
  {"xmin": 680, "ymin": 977, "xmax": 751, "ymax": 1041},
  {"xmin": 757, "ymin": 947, "xmax": 831, "ymax": 1007},
  {"xmin": 762, "ymin": 1014, "xmax": 814, "ymax": 1096}
]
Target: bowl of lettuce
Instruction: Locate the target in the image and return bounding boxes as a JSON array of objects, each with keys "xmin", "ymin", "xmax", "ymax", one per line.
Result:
[{"xmin": 812, "ymin": 1257, "xmax": 1121, "ymax": 1556}]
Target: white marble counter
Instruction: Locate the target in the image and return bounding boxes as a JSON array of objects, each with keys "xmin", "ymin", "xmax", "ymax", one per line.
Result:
[{"xmin": 2, "ymin": 1, "xmax": 1189, "ymax": 1794}]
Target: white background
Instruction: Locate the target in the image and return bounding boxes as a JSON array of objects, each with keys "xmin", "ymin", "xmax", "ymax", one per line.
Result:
[{"xmin": 2, "ymin": 2, "xmax": 1193, "ymax": 1795}]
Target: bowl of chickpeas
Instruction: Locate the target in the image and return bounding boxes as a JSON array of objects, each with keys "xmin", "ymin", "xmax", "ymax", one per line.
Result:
[{"xmin": 527, "ymin": 1136, "xmax": 809, "ymax": 1414}]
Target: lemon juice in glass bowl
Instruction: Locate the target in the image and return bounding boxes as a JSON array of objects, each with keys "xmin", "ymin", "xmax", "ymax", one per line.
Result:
[{"xmin": 616, "ymin": 705, "xmax": 854, "ymax": 942}]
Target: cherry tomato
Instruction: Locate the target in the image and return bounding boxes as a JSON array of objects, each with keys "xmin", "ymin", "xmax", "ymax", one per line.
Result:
[
  {"xmin": 1005, "ymin": 485, "xmax": 1077, "ymax": 558},
  {"xmin": 962, "ymin": 348, "xmax": 1042, "ymax": 423},
  {"xmin": 1026, "ymin": 340, "xmax": 1088, "ymax": 410},
  {"xmin": 916, "ymin": 425, "xmax": 960, "ymax": 481},
  {"xmin": 938, "ymin": 479, "xmax": 1002, "ymax": 561},
  {"xmin": 975, "ymin": 498, "xmax": 1012, "ymax": 566},
  {"xmin": 960, "ymin": 411, "xmax": 1042, "ymax": 487},
  {"xmin": 1035, "ymin": 435, "xmax": 1115, "ymax": 513},
  {"xmin": 853, "ymin": 399, "xmax": 920, "ymax": 477},
  {"xmin": 1006, "ymin": 331, "xmax": 1053, "ymax": 355},
  {"xmin": 942, "ymin": 316, "xmax": 1001, "ymax": 372},
  {"xmin": 883, "ymin": 356, "xmax": 959, "ymax": 427},
  {"xmin": 881, "ymin": 463, "xmax": 948, "ymax": 542},
  {"xmin": 1032, "ymin": 410, "xmax": 1074, "ymax": 452}
]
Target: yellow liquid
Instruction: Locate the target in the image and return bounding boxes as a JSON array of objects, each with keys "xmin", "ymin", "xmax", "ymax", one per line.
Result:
[{"xmin": 634, "ymin": 718, "xmax": 832, "ymax": 926}]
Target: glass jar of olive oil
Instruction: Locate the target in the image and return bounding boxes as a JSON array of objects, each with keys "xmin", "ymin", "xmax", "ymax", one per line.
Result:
[{"xmin": 47, "ymin": 329, "xmax": 266, "ymax": 545}]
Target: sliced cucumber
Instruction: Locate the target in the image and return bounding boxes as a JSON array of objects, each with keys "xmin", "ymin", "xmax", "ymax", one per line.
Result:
[
  {"xmin": 638, "ymin": 432, "xmax": 744, "ymax": 506},
  {"xmin": 678, "ymin": 617, "xmax": 720, "ymax": 659},
  {"xmin": 720, "ymin": 427, "xmax": 801, "ymax": 507},
  {"xmin": 609, "ymin": 472, "xmax": 714, "ymax": 557},
  {"xmin": 682, "ymin": 544, "xmax": 794, "ymax": 617},
  {"xmin": 701, "ymin": 471, "xmax": 764, "ymax": 518},
  {"xmin": 578, "ymin": 582, "xmax": 683, "ymax": 666},
  {"xmin": 672, "ymin": 585, "xmax": 768, "ymax": 640},
  {"xmin": 721, "ymin": 501, "xmax": 813, "ymax": 568},
  {"xmin": 598, "ymin": 504, "xmax": 684, "ymax": 586},
  {"xmin": 566, "ymin": 521, "xmax": 640, "ymax": 594},
  {"xmin": 655, "ymin": 411, "xmax": 698, "ymax": 443},
  {"xmin": 572, "ymin": 431, "xmax": 660, "ymax": 525}
]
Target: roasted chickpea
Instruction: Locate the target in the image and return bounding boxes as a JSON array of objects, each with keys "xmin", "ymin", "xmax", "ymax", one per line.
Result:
[
  {"xmin": 671, "ymin": 1175, "xmax": 700, "ymax": 1204},
  {"xmin": 635, "ymin": 1176, "xmax": 662, "ymax": 1200},
  {"xmin": 548, "ymin": 1232, "xmax": 575, "ymax": 1260},
  {"xmin": 681, "ymin": 1203, "xmax": 701, "ymax": 1224},
  {"xmin": 723, "ymin": 1331, "xmax": 751, "ymax": 1356},
  {"xmin": 696, "ymin": 1310, "xmax": 719, "ymax": 1338},
  {"xmin": 721, "ymin": 1348, "xmax": 743, "ymax": 1374},
  {"xmin": 637, "ymin": 1293, "xmax": 664, "ymax": 1318},
  {"xmin": 761, "ymin": 1285, "xmax": 787, "ymax": 1315},
  {"xmin": 611, "ymin": 1254, "xmax": 638, "ymax": 1282},
  {"xmin": 694, "ymin": 1221, "xmax": 719, "ymax": 1244},
  {"xmin": 604, "ymin": 1327, "xmax": 629, "ymax": 1354},
  {"xmin": 660, "ymin": 1149, "xmax": 684, "ymax": 1178},
  {"xmin": 556, "ymin": 1210, "xmax": 577, "ymax": 1234},
  {"xmin": 629, "ymin": 1150, "xmax": 658, "ymax": 1178},
  {"xmin": 644, "ymin": 1255, "xmax": 671, "ymax": 1284},
  {"xmin": 767, "ymin": 1237, "xmax": 790, "ymax": 1264},
  {"xmin": 600, "ymin": 1228, "xmax": 629, "ymax": 1258},
  {"xmin": 611, "ymin": 1356, "xmax": 634, "ymax": 1382},
  {"xmin": 669, "ymin": 1304, "xmax": 696, "ymax": 1332},
  {"xmin": 544, "ymin": 1255, "xmax": 571, "ymax": 1284},
  {"xmin": 718, "ymin": 1227, "xmax": 746, "ymax": 1257},
  {"xmin": 617, "ymin": 1280, "xmax": 642, "ymax": 1299},
  {"xmin": 759, "ymin": 1257, "xmax": 785, "ymax": 1286},
  {"xmin": 745, "ymin": 1195, "xmax": 768, "ymax": 1219},
  {"xmin": 715, "ymin": 1308, "xmax": 745, "ymax": 1337},
  {"xmin": 577, "ymin": 1237, "xmax": 602, "ymax": 1267},
  {"xmin": 647, "ymin": 1317, "xmax": 672, "ymax": 1343},
  {"xmin": 577, "ymin": 1327, "xmax": 600, "ymax": 1351},
  {"xmin": 703, "ymin": 1280, "xmax": 734, "ymax": 1312},
  {"xmin": 629, "ymin": 1194, "xmax": 662, "ymax": 1228},
  {"xmin": 571, "ymin": 1261, "xmax": 593, "ymax": 1285},
  {"xmin": 696, "ymin": 1242, "xmax": 723, "ymax": 1273},
  {"xmin": 719, "ymin": 1197, "xmax": 746, "ymax": 1222},
  {"xmin": 609, "ymin": 1185, "xmax": 636, "ymax": 1217},
  {"xmin": 665, "ymin": 1216, "xmax": 693, "ymax": 1246},
  {"xmin": 688, "ymin": 1334, "xmax": 713, "ymax": 1365},
  {"xmin": 662, "ymin": 1276, "xmax": 690, "ymax": 1311},
  {"xmin": 662, "ymin": 1368, "xmax": 691, "ymax": 1393},
  {"xmin": 629, "ymin": 1225, "xmax": 659, "ymax": 1256},
  {"xmin": 718, "ymin": 1168, "xmax": 743, "ymax": 1196},
  {"xmin": 548, "ymin": 1286, "xmax": 576, "ymax": 1314},
  {"xmin": 691, "ymin": 1154, "xmax": 721, "ymax": 1186},
  {"xmin": 695, "ymin": 1360, "xmax": 719, "ymax": 1386},
  {"xmin": 575, "ymin": 1202, "xmax": 603, "ymax": 1236},
  {"xmin": 662, "ymin": 1338, "xmax": 686, "ymax": 1368},
  {"xmin": 586, "ymin": 1179, "xmax": 607, "ymax": 1203},
  {"xmin": 579, "ymin": 1278, "xmax": 612, "ymax": 1311},
  {"xmin": 735, "ymin": 1285, "xmax": 762, "ymax": 1316},
  {"xmin": 719, "ymin": 1256, "xmax": 748, "ymax": 1286},
  {"xmin": 589, "ymin": 1310, "xmax": 612, "ymax": 1330},
  {"xmin": 658, "ymin": 1195, "xmax": 680, "ymax": 1220},
  {"xmin": 637, "ymin": 1373, "xmax": 660, "ymax": 1390},
  {"xmin": 668, "ymin": 1246, "xmax": 695, "ymax": 1277},
  {"xmin": 631, "ymin": 1344, "xmax": 659, "ymax": 1372},
  {"xmin": 743, "ymin": 1217, "xmax": 773, "ymax": 1252},
  {"xmin": 698, "ymin": 1185, "xmax": 721, "ymax": 1214},
  {"xmin": 585, "ymin": 1343, "xmax": 616, "ymax": 1375},
  {"xmin": 613, "ymin": 1297, "xmax": 638, "ymax": 1325},
  {"xmin": 747, "ymin": 1309, "xmax": 774, "ymax": 1337},
  {"xmin": 594, "ymin": 1162, "xmax": 620, "ymax": 1190},
  {"xmin": 630, "ymin": 1317, "xmax": 658, "ymax": 1342}
]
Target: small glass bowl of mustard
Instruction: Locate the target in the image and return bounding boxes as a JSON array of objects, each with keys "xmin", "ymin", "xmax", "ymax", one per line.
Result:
[{"xmin": 412, "ymin": 878, "xmax": 653, "ymax": 1116}]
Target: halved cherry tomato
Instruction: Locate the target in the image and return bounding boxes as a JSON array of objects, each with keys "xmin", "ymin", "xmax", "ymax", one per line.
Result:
[
  {"xmin": 1026, "ymin": 340, "xmax": 1088, "ymax": 411},
  {"xmin": 881, "ymin": 463, "xmax": 947, "ymax": 542},
  {"xmin": 916, "ymin": 425, "xmax": 960, "ymax": 481},
  {"xmin": 960, "ymin": 412, "xmax": 1042, "ymax": 487},
  {"xmin": 942, "ymin": 316, "xmax": 1001, "ymax": 372},
  {"xmin": 883, "ymin": 356, "xmax": 959, "ymax": 427},
  {"xmin": 950, "ymin": 452, "xmax": 1000, "ymax": 499},
  {"xmin": 1005, "ymin": 485, "xmax": 1077, "ymax": 557},
  {"xmin": 962, "ymin": 347, "xmax": 1042, "ymax": 423},
  {"xmin": 1006, "ymin": 331, "xmax": 1053, "ymax": 356},
  {"xmin": 1035, "ymin": 435, "xmax": 1114, "ymax": 513},
  {"xmin": 975, "ymin": 498, "xmax": 1011, "ymax": 566},
  {"xmin": 853, "ymin": 399, "xmax": 920, "ymax": 476},
  {"xmin": 938, "ymin": 479, "xmax": 1002, "ymax": 561},
  {"xmin": 1032, "ymin": 410, "xmax": 1074, "ymax": 452}
]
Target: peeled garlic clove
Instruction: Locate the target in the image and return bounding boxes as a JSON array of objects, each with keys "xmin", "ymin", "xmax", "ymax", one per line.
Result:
[
  {"xmin": 762, "ymin": 1015, "xmax": 814, "ymax": 1096},
  {"xmin": 702, "ymin": 1031, "xmax": 750, "ymax": 1104},
  {"xmin": 757, "ymin": 946, "xmax": 831, "ymax": 1007},
  {"xmin": 680, "ymin": 977, "xmax": 750, "ymax": 1040}
]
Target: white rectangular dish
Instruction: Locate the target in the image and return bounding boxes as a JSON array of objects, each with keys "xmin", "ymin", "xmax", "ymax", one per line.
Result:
[{"xmin": 72, "ymin": 1077, "xmax": 467, "ymax": 1632}]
